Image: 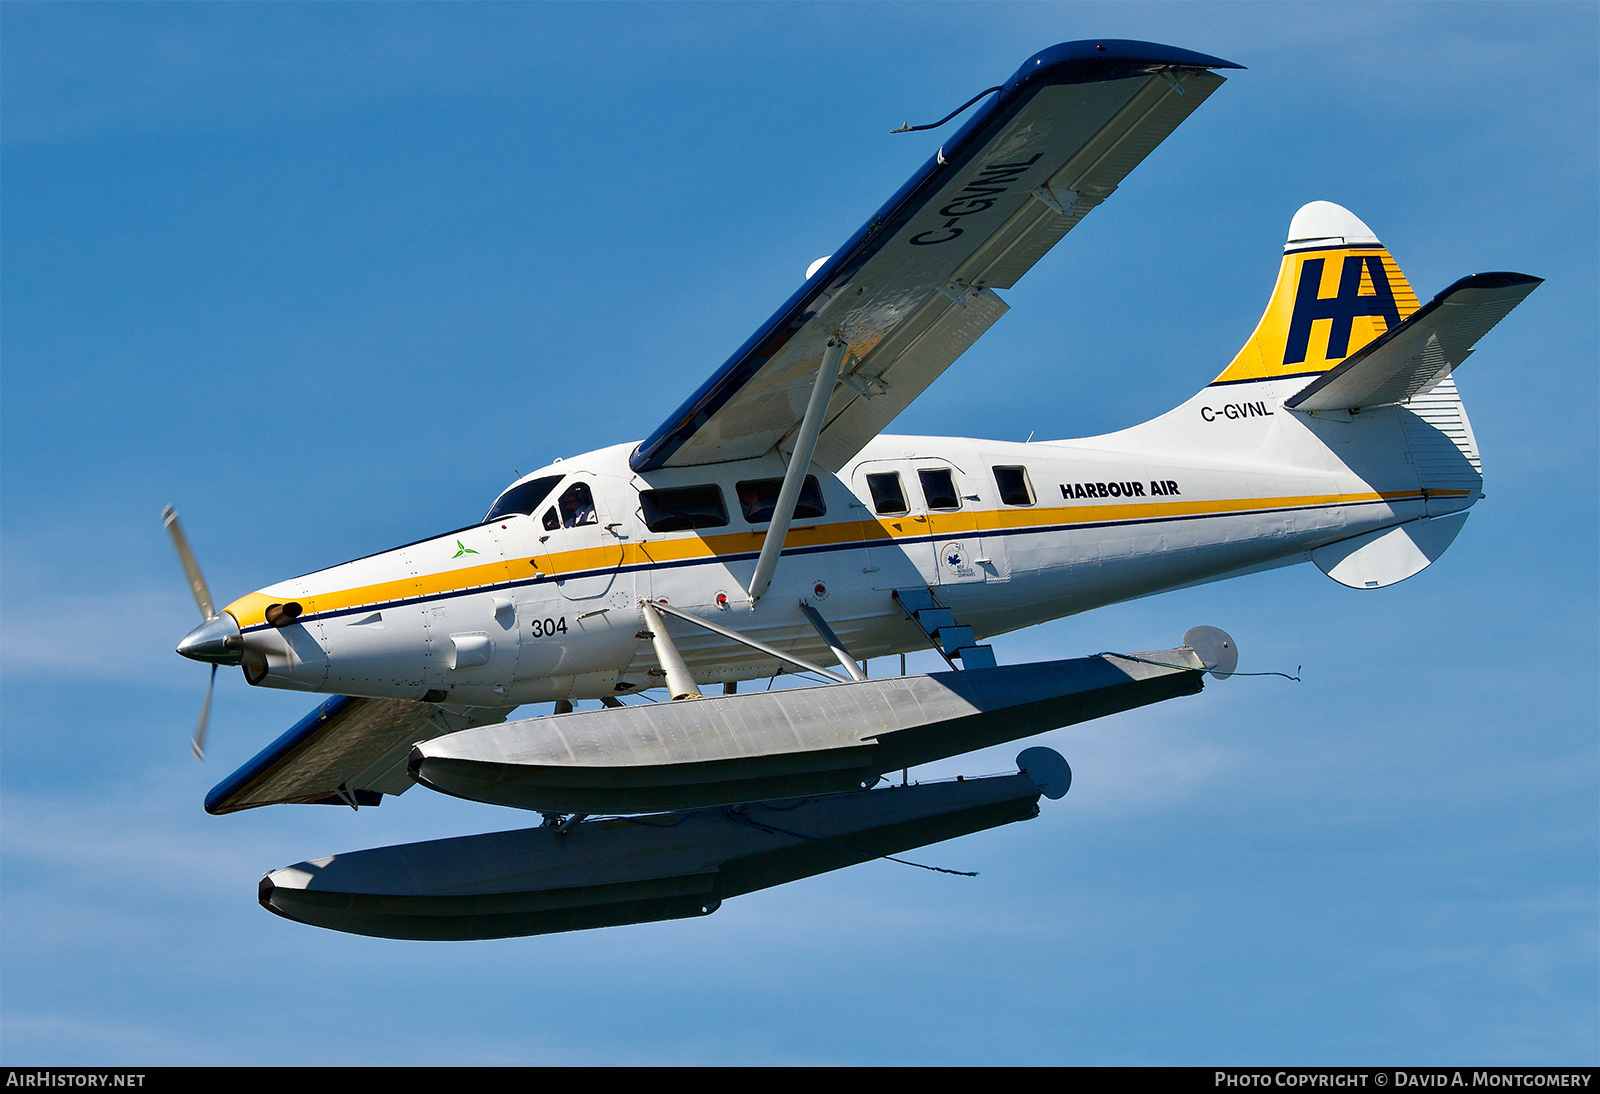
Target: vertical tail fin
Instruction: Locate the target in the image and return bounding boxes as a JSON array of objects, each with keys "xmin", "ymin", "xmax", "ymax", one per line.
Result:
[{"xmin": 1212, "ymin": 201, "xmax": 1421, "ymax": 385}]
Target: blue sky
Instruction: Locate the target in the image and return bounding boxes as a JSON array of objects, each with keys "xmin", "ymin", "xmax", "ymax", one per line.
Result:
[{"xmin": 2, "ymin": 2, "xmax": 1595, "ymax": 1065}]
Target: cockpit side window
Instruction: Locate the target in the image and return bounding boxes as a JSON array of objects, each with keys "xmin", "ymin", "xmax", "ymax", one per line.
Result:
[
  {"xmin": 484, "ymin": 475, "xmax": 563, "ymax": 522},
  {"xmin": 558, "ymin": 482, "xmax": 597, "ymax": 528}
]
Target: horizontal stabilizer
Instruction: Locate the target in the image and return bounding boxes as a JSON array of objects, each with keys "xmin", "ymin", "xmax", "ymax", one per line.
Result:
[
  {"xmin": 1311, "ymin": 513, "xmax": 1468, "ymax": 589},
  {"xmin": 410, "ymin": 647, "xmax": 1206, "ymax": 814},
  {"xmin": 1285, "ymin": 272, "xmax": 1540, "ymax": 412},
  {"xmin": 260, "ymin": 756, "xmax": 1060, "ymax": 940}
]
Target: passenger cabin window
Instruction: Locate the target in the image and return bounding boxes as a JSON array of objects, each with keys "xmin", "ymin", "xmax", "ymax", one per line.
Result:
[
  {"xmin": 993, "ymin": 465, "xmax": 1035, "ymax": 506},
  {"xmin": 557, "ymin": 482, "xmax": 597, "ymax": 528},
  {"xmin": 484, "ymin": 475, "xmax": 563, "ymax": 522},
  {"xmin": 866, "ymin": 472, "xmax": 907, "ymax": 516},
  {"xmin": 736, "ymin": 476, "xmax": 826, "ymax": 523},
  {"xmin": 918, "ymin": 468, "xmax": 961, "ymax": 510},
  {"xmin": 639, "ymin": 484, "xmax": 729, "ymax": 533}
]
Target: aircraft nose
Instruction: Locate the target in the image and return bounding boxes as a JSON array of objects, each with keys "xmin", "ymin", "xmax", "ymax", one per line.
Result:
[{"xmin": 177, "ymin": 613, "xmax": 244, "ymax": 666}]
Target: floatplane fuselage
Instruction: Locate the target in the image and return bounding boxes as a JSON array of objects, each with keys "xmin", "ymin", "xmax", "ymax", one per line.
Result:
[{"xmin": 188, "ymin": 202, "xmax": 1493, "ymax": 711}]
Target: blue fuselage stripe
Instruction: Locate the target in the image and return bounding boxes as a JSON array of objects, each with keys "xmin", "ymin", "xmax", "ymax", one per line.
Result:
[{"xmin": 241, "ymin": 494, "xmax": 1416, "ymax": 634}]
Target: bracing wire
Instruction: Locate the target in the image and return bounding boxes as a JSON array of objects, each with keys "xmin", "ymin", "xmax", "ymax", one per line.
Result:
[
  {"xmin": 1102, "ymin": 651, "xmax": 1302, "ymax": 682},
  {"xmin": 723, "ymin": 806, "xmax": 978, "ymax": 877},
  {"xmin": 891, "ymin": 85, "xmax": 1003, "ymax": 134}
]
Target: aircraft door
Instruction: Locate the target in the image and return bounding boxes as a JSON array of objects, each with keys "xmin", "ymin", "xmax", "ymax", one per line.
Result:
[
  {"xmin": 852, "ymin": 461, "xmax": 937, "ymax": 592},
  {"xmin": 975, "ymin": 461, "xmax": 1033, "ymax": 586},
  {"xmin": 530, "ymin": 474, "xmax": 625, "ymax": 603},
  {"xmin": 912, "ymin": 460, "xmax": 987, "ymax": 588},
  {"xmin": 522, "ymin": 474, "xmax": 638, "ymax": 686}
]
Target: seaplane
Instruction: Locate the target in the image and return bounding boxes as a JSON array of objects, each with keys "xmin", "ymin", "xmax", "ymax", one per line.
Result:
[{"xmin": 164, "ymin": 39, "xmax": 1539, "ymax": 940}]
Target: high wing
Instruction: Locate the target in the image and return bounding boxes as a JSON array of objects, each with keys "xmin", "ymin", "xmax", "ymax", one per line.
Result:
[
  {"xmin": 205, "ymin": 697, "xmax": 515, "ymax": 814},
  {"xmin": 630, "ymin": 39, "xmax": 1241, "ymax": 474}
]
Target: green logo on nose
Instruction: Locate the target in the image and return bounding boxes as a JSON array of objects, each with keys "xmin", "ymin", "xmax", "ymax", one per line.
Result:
[{"xmin": 452, "ymin": 541, "xmax": 479, "ymax": 559}]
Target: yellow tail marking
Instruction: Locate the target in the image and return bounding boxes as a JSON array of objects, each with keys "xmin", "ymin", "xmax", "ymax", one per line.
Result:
[{"xmin": 1212, "ymin": 246, "xmax": 1420, "ymax": 385}]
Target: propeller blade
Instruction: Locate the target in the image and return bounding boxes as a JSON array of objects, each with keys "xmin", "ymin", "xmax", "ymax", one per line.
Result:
[
  {"xmin": 192, "ymin": 664, "xmax": 216, "ymax": 762},
  {"xmin": 162, "ymin": 505, "xmax": 215, "ymax": 621}
]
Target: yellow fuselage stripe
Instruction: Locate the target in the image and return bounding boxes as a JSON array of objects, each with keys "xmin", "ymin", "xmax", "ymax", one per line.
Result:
[{"xmin": 225, "ymin": 488, "xmax": 1465, "ymax": 629}]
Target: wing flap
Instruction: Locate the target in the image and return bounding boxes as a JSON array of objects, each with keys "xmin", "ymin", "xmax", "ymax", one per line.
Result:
[
  {"xmin": 630, "ymin": 41, "xmax": 1240, "ymax": 473},
  {"xmin": 957, "ymin": 70, "xmax": 1225, "ymax": 290},
  {"xmin": 1286, "ymin": 272, "xmax": 1541, "ymax": 412},
  {"xmin": 813, "ymin": 288, "xmax": 1009, "ymax": 469},
  {"xmin": 205, "ymin": 696, "xmax": 516, "ymax": 814}
]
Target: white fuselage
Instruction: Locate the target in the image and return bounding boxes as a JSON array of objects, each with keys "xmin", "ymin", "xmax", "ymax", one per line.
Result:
[{"xmin": 226, "ymin": 372, "xmax": 1480, "ymax": 706}]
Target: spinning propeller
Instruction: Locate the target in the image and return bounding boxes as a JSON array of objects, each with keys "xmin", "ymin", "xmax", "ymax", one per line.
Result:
[{"xmin": 164, "ymin": 506, "xmax": 243, "ymax": 760}]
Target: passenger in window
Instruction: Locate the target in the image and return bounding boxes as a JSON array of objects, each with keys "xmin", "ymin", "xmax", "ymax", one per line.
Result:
[
  {"xmin": 560, "ymin": 483, "xmax": 597, "ymax": 528},
  {"xmin": 737, "ymin": 477, "xmax": 825, "ymax": 523},
  {"xmin": 739, "ymin": 483, "xmax": 775, "ymax": 523}
]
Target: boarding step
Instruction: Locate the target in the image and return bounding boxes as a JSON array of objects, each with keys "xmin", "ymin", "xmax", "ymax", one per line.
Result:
[{"xmin": 892, "ymin": 588, "xmax": 997, "ymax": 670}]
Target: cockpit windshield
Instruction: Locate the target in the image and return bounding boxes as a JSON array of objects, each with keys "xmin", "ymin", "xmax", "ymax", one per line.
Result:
[{"xmin": 484, "ymin": 475, "xmax": 563, "ymax": 522}]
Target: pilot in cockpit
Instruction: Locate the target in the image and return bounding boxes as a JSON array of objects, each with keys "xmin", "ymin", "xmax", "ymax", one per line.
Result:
[{"xmin": 559, "ymin": 483, "xmax": 597, "ymax": 528}]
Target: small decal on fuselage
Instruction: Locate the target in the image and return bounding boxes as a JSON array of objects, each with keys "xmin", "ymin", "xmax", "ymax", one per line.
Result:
[
  {"xmin": 940, "ymin": 542, "xmax": 977, "ymax": 578},
  {"xmin": 528, "ymin": 616, "xmax": 568, "ymax": 638}
]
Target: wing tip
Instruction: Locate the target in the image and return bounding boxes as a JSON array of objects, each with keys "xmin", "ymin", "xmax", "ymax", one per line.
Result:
[
  {"xmin": 1011, "ymin": 40, "xmax": 1245, "ymax": 90},
  {"xmin": 204, "ymin": 694, "xmax": 366, "ymax": 814}
]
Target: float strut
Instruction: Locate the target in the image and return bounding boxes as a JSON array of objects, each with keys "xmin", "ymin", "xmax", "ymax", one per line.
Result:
[
  {"xmin": 639, "ymin": 601, "xmax": 703, "ymax": 700},
  {"xmin": 798, "ymin": 600, "xmax": 867, "ymax": 681},
  {"xmin": 650, "ymin": 599, "xmax": 849, "ymax": 684}
]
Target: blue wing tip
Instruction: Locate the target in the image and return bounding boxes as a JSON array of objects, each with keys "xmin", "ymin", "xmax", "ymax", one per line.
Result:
[
  {"xmin": 1011, "ymin": 40, "xmax": 1245, "ymax": 89},
  {"xmin": 204, "ymin": 694, "xmax": 363, "ymax": 814}
]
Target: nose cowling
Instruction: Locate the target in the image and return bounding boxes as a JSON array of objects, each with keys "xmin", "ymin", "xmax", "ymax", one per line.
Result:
[{"xmin": 177, "ymin": 613, "xmax": 244, "ymax": 665}]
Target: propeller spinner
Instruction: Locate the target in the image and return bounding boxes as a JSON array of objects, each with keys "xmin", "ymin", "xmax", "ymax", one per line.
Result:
[{"xmin": 164, "ymin": 505, "xmax": 242, "ymax": 760}]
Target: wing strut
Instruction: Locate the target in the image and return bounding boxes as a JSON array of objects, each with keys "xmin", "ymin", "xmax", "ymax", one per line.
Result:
[{"xmin": 746, "ymin": 336, "xmax": 849, "ymax": 604}]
